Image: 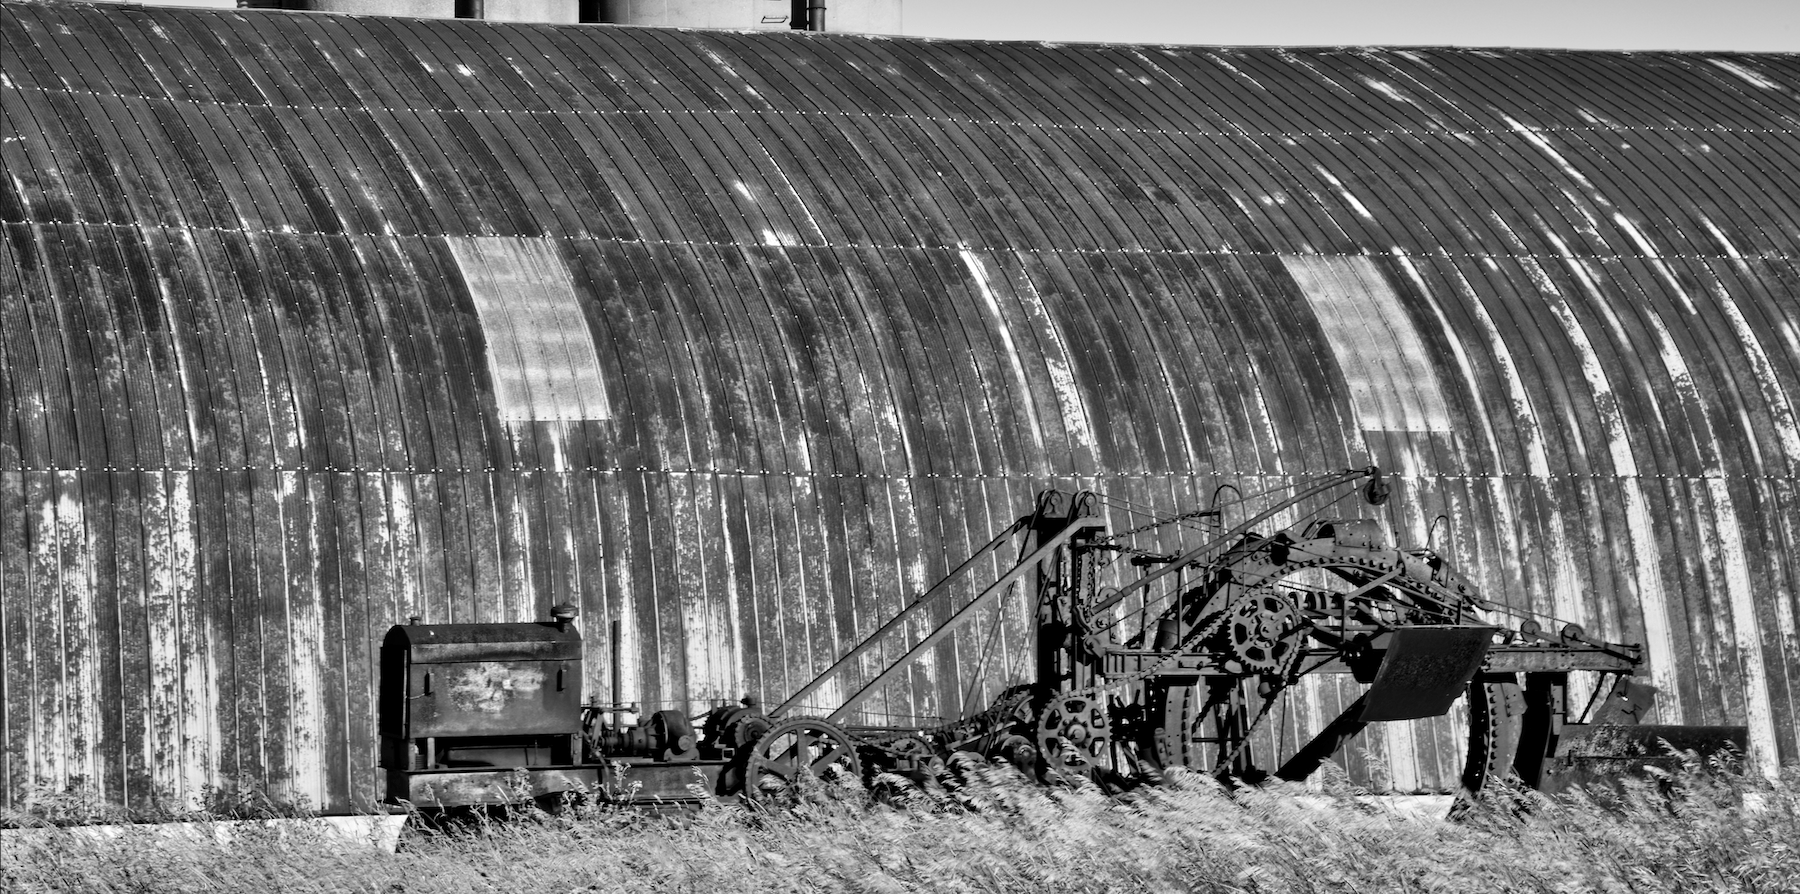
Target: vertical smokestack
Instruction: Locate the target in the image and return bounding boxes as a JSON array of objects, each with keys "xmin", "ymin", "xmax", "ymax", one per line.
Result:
[
  {"xmin": 610, "ymin": 616, "xmax": 623, "ymax": 708},
  {"xmin": 791, "ymin": 0, "xmax": 824, "ymax": 30}
]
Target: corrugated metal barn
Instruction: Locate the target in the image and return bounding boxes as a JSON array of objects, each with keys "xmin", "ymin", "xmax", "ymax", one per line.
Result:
[{"xmin": 2, "ymin": 0, "xmax": 1797, "ymax": 810}]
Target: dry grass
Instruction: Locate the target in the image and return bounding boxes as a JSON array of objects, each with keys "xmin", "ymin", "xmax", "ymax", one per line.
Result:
[{"xmin": 6, "ymin": 763, "xmax": 1796, "ymax": 894}]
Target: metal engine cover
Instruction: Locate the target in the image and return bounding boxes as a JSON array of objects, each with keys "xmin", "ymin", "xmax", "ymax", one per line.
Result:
[{"xmin": 381, "ymin": 622, "xmax": 584, "ymax": 741}]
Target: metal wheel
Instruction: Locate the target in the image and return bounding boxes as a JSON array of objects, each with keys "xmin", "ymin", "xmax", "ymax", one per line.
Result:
[
  {"xmin": 743, "ymin": 717, "xmax": 862, "ymax": 800},
  {"xmin": 1151, "ymin": 675, "xmax": 1274, "ymax": 780},
  {"xmin": 1458, "ymin": 675, "xmax": 1525, "ymax": 801},
  {"xmin": 1037, "ymin": 695, "xmax": 1109, "ymax": 780}
]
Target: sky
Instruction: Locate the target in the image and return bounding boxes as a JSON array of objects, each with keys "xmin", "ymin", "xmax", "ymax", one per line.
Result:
[{"xmin": 902, "ymin": 0, "xmax": 1800, "ymax": 53}]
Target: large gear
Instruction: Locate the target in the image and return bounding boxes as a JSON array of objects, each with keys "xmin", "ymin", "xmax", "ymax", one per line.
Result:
[
  {"xmin": 1037, "ymin": 694, "xmax": 1109, "ymax": 778},
  {"xmin": 1224, "ymin": 590, "xmax": 1305, "ymax": 674}
]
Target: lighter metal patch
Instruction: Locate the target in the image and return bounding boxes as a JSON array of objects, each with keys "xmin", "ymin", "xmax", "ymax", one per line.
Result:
[
  {"xmin": 1283, "ymin": 255, "xmax": 1452, "ymax": 433},
  {"xmin": 447, "ymin": 236, "xmax": 611, "ymax": 423},
  {"xmin": 448, "ymin": 661, "xmax": 546, "ymax": 714}
]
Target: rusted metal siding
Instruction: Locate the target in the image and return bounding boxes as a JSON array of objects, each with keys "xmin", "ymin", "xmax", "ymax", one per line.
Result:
[{"xmin": 1, "ymin": 2, "xmax": 1796, "ymax": 806}]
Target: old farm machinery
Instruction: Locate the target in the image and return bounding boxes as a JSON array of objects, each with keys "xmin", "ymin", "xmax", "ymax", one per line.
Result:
[{"xmin": 380, "ymin": 468, "xmax": 1742, "ymax": 809}]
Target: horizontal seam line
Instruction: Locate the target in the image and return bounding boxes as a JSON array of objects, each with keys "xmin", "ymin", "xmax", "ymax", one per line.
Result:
[
  {"xmin": 1, "ymin": 221, "xmax": 1794, "ymax": 264},
  {"xmin": 5, "ymin": 82, "xmax": 1798, "ymax": 140}
]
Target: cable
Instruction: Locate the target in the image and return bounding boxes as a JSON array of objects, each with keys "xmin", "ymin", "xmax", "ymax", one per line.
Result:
[{"xmin": 959, "ymin": 578, "xmax": 1019, "ymax": 719}]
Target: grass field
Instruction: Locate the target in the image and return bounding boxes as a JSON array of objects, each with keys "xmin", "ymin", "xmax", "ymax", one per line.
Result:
[{"xmin": 6, "ymin": 763, "xmax": 1796, "ymax": 894}]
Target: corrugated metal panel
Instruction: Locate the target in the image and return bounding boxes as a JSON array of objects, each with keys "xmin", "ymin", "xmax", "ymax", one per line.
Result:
[{"xmin": 2, "ymin": 2, "xmax": 1797, "ymax": 806}]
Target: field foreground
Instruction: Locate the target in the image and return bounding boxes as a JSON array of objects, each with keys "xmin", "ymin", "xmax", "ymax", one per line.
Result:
[{"xmin": 6, "ymin": 765, "xmax": 1797, "ymax": 894}]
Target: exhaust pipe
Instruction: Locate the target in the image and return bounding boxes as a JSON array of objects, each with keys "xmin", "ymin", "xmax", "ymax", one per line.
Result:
[{"xmin": 792, "ymin": 0, "xmax": 824, "ymax": 30}]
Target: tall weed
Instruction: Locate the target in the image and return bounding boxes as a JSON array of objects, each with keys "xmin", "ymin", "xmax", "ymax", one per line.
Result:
[{"xmin": 5, "ymin": 765, "xmax": 1795, "ymax": 893}]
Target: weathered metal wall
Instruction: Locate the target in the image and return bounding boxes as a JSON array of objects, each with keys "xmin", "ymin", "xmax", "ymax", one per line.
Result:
[{"xmin": 1, "ymin": 2, "xmax": 1796, "ymax": 808}]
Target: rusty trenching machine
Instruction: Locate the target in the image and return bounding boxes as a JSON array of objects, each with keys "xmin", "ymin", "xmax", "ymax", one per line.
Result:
[{"xmin": 379, "ymin": 468, "xmax": 1742, "ymax": 808}]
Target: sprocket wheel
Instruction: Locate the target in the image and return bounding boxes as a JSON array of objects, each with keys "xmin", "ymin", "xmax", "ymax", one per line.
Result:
[
  {"xmin": 1225, "ymin": 591, "xmax": 1304, "ymax": 674},
  {"xmin": 1037, "ymin": 695, "xmax": 1109, "ymax": 778},
  {"xmin": 743, "ymin": 717, "xmax": 862, "ymax": 801}
]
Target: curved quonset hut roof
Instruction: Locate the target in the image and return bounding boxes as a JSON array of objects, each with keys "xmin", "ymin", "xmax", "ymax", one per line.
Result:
[{"xmin": 2, "ymin": 0, "xmax": 1798, "ymax": 808}]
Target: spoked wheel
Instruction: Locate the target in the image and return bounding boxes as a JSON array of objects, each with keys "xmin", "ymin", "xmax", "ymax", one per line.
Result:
[
  {"xmin": 743, "ymin": 717, "xmax": 862, "ymax": 801},
  {"xmin": 1150, "ymin": 676, "xmax": 1274, "ymax": 782},
  {"xmin": 1149, "ymin": 674, "xmax": 1526, "ymax": 796}
]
